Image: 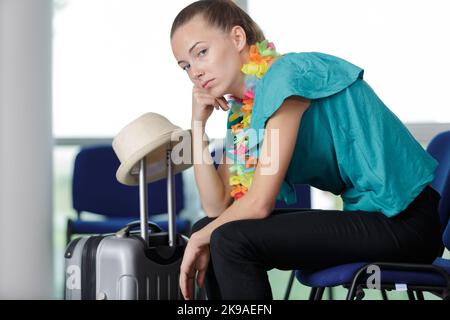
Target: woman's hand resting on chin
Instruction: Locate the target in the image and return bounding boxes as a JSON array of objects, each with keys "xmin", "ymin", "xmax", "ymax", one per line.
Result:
[{"xmin": 191, "ymin": 86, "xmax": 230, "ymax": 125}]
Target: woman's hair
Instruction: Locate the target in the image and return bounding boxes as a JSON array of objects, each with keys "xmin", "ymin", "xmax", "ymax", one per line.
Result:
[{"xmin": 170, "ymin": 0, "xmax": 265, "ymax": 46}]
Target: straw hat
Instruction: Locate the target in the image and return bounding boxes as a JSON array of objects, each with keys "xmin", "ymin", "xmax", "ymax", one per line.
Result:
[{"xmin": 112, "ymin": 113, "xmax": 192, "ymax": 186}]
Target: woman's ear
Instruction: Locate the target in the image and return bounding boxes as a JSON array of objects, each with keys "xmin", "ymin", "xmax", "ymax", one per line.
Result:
[{"xmin": 229, "ymin": 25, "xmax": 247, "ymax": 52}]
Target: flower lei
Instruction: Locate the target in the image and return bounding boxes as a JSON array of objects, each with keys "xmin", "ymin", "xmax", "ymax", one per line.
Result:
[{"xmin": 227, "ymin": 40, "xmax": 280, "ymax": 201}]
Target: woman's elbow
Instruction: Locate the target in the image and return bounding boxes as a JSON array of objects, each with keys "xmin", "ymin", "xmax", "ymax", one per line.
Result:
[
  {"xmin": 202, "ymin": 204, "xmax": 223, "ymax": 218},
  {"xmin": 250, "ymin": 197, "xmax": 274, "ymax": 219},
  {"xmin": 202, "ymin": 199, "xmax": 231, "ymax": 218},
  {"xmin": 260, "ymin": 202, "xmax": 275, "ymax": 219},
  {"xmin": 204, "ymin": 211, "xmax": 221, "ymax": 218}
]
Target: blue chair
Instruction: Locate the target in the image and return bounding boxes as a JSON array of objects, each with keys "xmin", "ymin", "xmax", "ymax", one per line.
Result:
[
  {"xmin": 294, "ymin": 131, "xmax": 450, "ymax": 300},
  {"xmin": 66, "ymin": 144, "xmax": 191, "ymax": 244}
]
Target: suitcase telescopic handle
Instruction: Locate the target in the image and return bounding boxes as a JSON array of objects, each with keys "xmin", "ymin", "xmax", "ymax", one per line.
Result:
[{"xmin": 116, "ymin": 221, "xmax": 162, "ymax": 238}]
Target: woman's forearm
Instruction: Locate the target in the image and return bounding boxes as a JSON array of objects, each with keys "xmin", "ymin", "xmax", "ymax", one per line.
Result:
[
  {"xmin": 193, "ymin": 190, "xmax": 269, "ymax": 246},
  {"xmin": 191, "ymin": 120, "xmax": 228, "ymax": 217}
]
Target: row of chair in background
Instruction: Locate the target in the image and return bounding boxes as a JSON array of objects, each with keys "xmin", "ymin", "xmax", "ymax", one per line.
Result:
[
  {"xmin": 66, "ymin": 145, "xmax": 189, "ymax": 244},
  {"xmin": 67, "ymin": 145, "xmax": 312, "ymax": 245}
]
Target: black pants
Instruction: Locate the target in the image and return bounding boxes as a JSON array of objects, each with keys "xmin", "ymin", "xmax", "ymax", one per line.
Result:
[{"xmin": 190, "ymin": 186, "xmax": 442, "ymax": 300}]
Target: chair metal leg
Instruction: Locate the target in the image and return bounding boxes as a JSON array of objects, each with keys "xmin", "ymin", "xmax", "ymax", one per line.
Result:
[
  {"xmin": 347, "ymin": 285, "xmax": 365, "ymax": 300},
  {"xmin": 308, "ymin": 287, "xmax": 318, "ymax": 300},
  {"xmin": 284, "ymin": 270, "xmax": 296, "ymax": 300},
  {"xmin": 63, "ymin": 220, "xmax": 72, "ymax": 300},
  {"xmin": 381, "ymin": 289, "xmax": 389, "ymax": 300},
  {"xmin": 407, "ymin": 289, "xmax": 416, "ymax": 300},
  {"xmin": 328, "ymin": 287, "xmax": 334, "ymax": 300},
  {"xmin": 346, "ymin": 285, "xmax": 356, "ymax": 300},
  {"xmin": 415, "ymin": 290, "xmax": 424, "ymax": 300},
  {"xmin": 314, "ymin": 287, "xmax": 325, "ymax": 300},
  {"xmin": 66, "ymin": 220, "xmax": 73, "ymax": 245}
]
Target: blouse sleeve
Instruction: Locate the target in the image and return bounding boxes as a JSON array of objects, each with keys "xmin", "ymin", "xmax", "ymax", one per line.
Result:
[
  {"xmin": 250, "ymin": 52, "xmax": 364, "ymax": 133},
  {"xmin": 248, "ymin": 52, "xmax": 364, "ymax": 205}
]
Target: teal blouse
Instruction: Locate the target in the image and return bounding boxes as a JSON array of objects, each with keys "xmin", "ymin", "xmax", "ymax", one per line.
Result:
[{"xmin": 226, "ymin": 52, "xmax": 438, "ymax": 217}]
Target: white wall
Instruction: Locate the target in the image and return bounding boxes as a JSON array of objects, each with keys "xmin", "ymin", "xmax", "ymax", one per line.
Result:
[
  {"xmin": 0, "ymin": 0, "xmax": 53, "ymax": 299},
  {"xmin": 249, "ymin": 0, "xmax": 450, "ymax": 124}
]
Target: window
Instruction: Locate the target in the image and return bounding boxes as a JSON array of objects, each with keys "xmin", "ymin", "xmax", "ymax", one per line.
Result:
[
  {"xmin": 248, "ymin": 0, "xmax": 450, "ymax": 123},
  {"xmin": 54, "ymin": 0, "xmax": 450, "ymax": 139},
  {"xmin": 53, "ymin": 0, "xmax": 229, "ymax": 139},
  {"xmin": 247, "ymin": 0, "xmax": 450, "ymax": 209}
]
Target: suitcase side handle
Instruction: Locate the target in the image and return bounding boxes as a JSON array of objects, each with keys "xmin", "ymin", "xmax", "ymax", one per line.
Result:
[{"xmin": 116, "ymin": 221, "xmax": 162, "ymax": 238}]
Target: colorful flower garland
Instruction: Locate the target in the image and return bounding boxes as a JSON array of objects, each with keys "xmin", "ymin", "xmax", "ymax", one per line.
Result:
[{"xmin": 227, "ymin": 40, "xmax": 280, "ymax": 201}]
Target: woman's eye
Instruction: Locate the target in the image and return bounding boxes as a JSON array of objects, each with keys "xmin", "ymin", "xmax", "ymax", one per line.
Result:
[
  {"xmin": 182, "ymin": 64, "xmax": 190, "ymax": 72},
  {"xmin": 198, "ymin": 49, "xmax": 207, "ymax": 57}
]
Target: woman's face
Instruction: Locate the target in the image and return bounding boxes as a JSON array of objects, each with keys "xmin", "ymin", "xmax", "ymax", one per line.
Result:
[{"xmin": 171, "ymin": 14, "xmax": 248, "ymax": 98}]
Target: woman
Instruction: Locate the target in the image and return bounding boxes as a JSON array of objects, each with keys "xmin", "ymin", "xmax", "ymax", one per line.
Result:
[{"xmin": 170, "ymin": 0, "xmax": 441, "ymax": 300}]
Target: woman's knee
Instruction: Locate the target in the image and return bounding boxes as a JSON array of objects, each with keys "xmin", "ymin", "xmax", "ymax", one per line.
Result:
[{"xmin": 190, "ymin": 216, "xmax": 216, "ymax": 236}]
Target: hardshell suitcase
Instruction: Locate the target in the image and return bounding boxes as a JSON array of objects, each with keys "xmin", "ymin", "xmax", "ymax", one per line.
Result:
[
  {"xmin": 65, "ymin": 221, "xmax": 187, "ymax": 300},
  {"xmin": 65, "ymin": 151, "xmax": 188, "ymax": 300}
]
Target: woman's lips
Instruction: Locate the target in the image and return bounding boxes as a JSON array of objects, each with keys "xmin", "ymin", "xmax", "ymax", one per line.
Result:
[{"xmin": 202, "ymin": 79, "xmax": 215, "ymax": 89}]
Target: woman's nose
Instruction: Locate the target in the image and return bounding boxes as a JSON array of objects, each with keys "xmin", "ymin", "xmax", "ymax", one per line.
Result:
[{"xmin": 193, "ymin": 69, "xmax": 204, "ymax": 80}]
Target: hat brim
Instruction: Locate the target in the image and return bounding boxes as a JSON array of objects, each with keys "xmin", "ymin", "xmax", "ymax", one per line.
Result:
[{"xmin": 116, "ymin": 129, "xmax": 193, "ymax": 186}]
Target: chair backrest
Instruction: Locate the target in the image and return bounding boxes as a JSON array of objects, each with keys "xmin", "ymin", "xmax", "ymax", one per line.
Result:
[
  {"xmin": 443, "ymin": 215, "xmax": 450, "ymax": 250},
  {"xmin": 275, "ymin": 184, "xmax": 311, "ymax": 209},
  {"xmin": 427, "ymin": 131, "xmax": 450, "ymax": 229},
  {"xmin": 72, "ymin": 145, "xmax": 184, "ymax": 218}
]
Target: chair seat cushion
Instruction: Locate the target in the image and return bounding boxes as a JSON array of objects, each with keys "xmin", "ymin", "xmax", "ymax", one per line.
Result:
[
  {"xmin": 68, "ymin": 217, "xmax": 191, "ymax": 236},
  {"xmin": 296, "ymin": 258, "xmax": 450, "ymax": 288}
]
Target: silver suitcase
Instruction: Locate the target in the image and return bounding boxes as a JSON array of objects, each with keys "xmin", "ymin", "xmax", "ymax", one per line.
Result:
[{"xmin": 64, "ymin": 153, "xmax": 187, "ymax": 300}]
